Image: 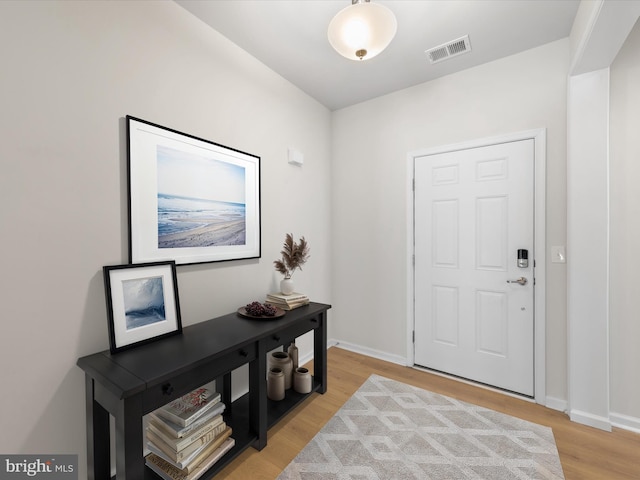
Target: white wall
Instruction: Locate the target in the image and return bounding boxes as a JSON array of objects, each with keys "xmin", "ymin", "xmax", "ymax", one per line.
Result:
[
  {"xmin": 564, "ymin": 0, "xmax": 640, "ymax": 433},
  {"xmin": 566, "ymin": 67, "xmax": 611, "ymax": 430},
  {"xmin": 331, "ymin": 39, "xmax": 570, "ymax": 403},
  {"xmin": 0, "ymin": 1, "xmax": 331, "ymax": 477},
  {"xmin": 610, "ymin": 19, "xmax": 640, "ymax": 429}
]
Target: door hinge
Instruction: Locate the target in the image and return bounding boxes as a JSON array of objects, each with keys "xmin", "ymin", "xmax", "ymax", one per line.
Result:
[
  {"xmin": 412, "ymin": 330, "xmax": 415, "ymax": 343},
  {"xmin": 412, "ymin": 254, "xmax": 415, "ymax": 266}
]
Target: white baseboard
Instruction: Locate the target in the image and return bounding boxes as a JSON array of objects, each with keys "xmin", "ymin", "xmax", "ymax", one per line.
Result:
[
  {"xmin": 298, "ymin": 350, "xmax": 314, "ymax": 367},
  {"xmin": 329, "ymin": 339, "xmax": 408, "ymax": 366},
  {"xmin": 569, "ymin": 409, "xmax": 612, "ymax": 432},
  {"xmin": 545, "ymin": 396, "xmax": 568, "ymax": 413},
  {"xmin": 610, "ymin": 412, "xmax": 640, "ymax": 434}
]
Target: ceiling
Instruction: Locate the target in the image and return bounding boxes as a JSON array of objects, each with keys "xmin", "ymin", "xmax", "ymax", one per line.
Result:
[{"xmin": 175, "ymin": 0, "xmax": 580, "ymax": 111}]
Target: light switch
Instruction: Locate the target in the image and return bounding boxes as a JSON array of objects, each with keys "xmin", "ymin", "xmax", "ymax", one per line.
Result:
[{"xmin": 551, "ymin": 246, "xmax": 566, "ymax": 263}]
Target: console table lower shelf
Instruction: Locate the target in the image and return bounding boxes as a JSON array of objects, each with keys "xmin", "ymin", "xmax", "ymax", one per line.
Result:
[
  {"xmin": 166, "ymin": 393, "xmax": 256, "ymax": 480},
  {"xmin": 77, "ymin": 302, "xmax": 331, "ymax": 480},
  {"xmin": 145, "ymin": 383, "xmax": 322, "ymax": 480}
]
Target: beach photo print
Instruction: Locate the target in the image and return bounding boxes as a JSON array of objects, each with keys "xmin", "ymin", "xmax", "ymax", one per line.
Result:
[
  {"xmin": 127, "ymin": 116, "xmax": 261, "ymax": 265},
  {"xmin": 103, "ymin": 261, "xmax": 182, "ymax": 353}
]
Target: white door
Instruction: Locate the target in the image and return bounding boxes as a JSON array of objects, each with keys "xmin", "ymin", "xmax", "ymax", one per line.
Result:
[{"xmin": 414, "ymin": 140, "xmax": 535, "ymax": 396}]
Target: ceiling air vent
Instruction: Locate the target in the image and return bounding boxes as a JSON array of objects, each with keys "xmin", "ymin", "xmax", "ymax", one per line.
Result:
[{"xmin": 425, "ymin": 35, "xmax": 471, "ymax": 64}]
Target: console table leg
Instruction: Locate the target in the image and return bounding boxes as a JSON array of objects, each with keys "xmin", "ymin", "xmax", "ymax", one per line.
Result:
[
  {"xmin": 216, "ymin": 374, "xmax": 233, "ymax": 416},
  {"xmin": 115, "ymin": 396, "xmax": 144, "ymax": 480},
  {"xmin": 85, "ymin": 375, "xmax": 110, "ymax": 480},
  {"xmin": 314, "ymin": 312, "xmax": 328, "ymax": 394},
  {"xmin": 251, "ymin": 341, "xmax": 268, "ymax": 450}
]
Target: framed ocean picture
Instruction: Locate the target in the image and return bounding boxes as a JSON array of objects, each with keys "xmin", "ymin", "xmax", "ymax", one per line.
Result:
[
  {"xmin": 126, "ymin": 116, "xmax": 261, "ymax": 265},
  {"xmin": 103, "ymin": 261, "xmax": 182, "ymax": 354}
]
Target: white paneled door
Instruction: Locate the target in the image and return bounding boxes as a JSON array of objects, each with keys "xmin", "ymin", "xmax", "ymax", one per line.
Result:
[{"xmin": 414, "ymin": 140, "xmax": 535, "ymax": 396}]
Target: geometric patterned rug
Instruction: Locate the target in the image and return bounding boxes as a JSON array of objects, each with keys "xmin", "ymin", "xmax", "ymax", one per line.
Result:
[{"xmin": 277, "ymin": 374, "xmax": 564, "ymax": 479}]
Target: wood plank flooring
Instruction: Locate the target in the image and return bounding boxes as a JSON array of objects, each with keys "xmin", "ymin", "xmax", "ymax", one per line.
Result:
[{"xmin": 216, "ymin": 346, "xmax": 640, "ymax": 480}]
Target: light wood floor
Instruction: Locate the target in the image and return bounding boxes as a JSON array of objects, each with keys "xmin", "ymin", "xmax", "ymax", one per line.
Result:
[{"xmin": 216, "ymin": 347, "xmax": 640, "ymax": 480}]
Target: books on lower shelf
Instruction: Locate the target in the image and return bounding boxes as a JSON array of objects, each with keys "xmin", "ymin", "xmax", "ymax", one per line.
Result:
[
  {"xmin": 148, "ymin": 412, "xmax": 225, "ymax": 451},
  {"xmin": 148, "ymin": 421, "xmax": 229, "ymax": 463},
  {"xmin": 149, "ymin": 402, "xmax": 226, "ymax": 440},
  {"xmin": 155, "ymin": 380, "xmax": 221, "ymax": 427},
  {"xmin": 266, "ymin": 292, "xmax": 309, "ymax": 310},
  {"xmin": 146, "ymin": 382, "xmax": 235, "ymax": 479},
  {"xmin": 146, "ymin": 437, "xmax": 235, "ymax": 480}
]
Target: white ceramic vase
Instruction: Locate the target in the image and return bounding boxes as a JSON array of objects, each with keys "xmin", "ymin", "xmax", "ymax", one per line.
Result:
[{"xmin": 280, "ymin": 277, "xmax": 294, "ymax": 295}]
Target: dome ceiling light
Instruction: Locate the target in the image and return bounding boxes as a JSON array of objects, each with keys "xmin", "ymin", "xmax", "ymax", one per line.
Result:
[{"xmin": 327, "ymin": 0, "xmax": 397, "ymax": 61}]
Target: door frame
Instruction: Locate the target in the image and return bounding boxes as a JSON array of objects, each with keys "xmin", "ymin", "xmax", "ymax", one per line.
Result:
[{"xmin": 406, "ymin": 128, "xmax": 547, "ymax": 404}]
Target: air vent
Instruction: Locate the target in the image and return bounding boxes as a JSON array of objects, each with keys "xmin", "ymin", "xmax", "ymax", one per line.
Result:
[{"xmin": 425, "ymin": 35, "xmax": 471, "ymax": 64}]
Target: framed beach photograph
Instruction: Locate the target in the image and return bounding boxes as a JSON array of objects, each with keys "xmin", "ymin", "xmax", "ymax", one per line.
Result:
[
  {"xmin": 103, "ymin": 261, "xmax": 182, "ymax": 354},
  {"xmin": 127, "ymin": 116, "xmax": 261, "ymax": 265}
]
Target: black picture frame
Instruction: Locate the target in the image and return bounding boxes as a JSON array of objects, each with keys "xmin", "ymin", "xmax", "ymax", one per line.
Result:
[
  {"xmin": 126, "ymin": 115, "xmax": 261, "ymax": 265},
  {"xmin": 103, "ymin": 261, "xmax": 182, "ymax": 354}
]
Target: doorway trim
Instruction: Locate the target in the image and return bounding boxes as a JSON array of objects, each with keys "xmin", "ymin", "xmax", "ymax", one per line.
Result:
[{"xmin": 406, "ymin": 128, "xmax": 547, "ymax": 405}]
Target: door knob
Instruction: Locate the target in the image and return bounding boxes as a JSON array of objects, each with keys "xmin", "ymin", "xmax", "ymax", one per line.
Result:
[{"xmin": 507, "ymin": 277, "xmax": 528, "ymax": 286}]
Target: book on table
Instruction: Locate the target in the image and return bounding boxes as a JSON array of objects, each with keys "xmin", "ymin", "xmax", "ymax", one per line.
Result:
[
  {"xmin": 266, "ymin": 292, "xmax": 309, "ymax": 310},
  {"xmin": 147, "ymin": 425, "xmax": 233, "ymax": 471},
  {"xmin": 145, "ymin": 437, "xmax": 235, "ymax": 480},
  {"xmin": 155, "ymin": 380, "xmax": 221, "ymax": 427},
  {"xmin": 267, "ymin": 292, "xmax": 308, "ymax": 302},
  {"xmin": 266, "ymin": 299, "xmax": 310, "ymax": 310},
  {"xmin": 145, "ymin": 380, "xmax": 237, "ymax": 478},
  {"xmin": 148, "ymin": 412, "xmax": 224, "ymax": 451},
  {"xmin": 149, "ymin": 402, "xmax": 225, "ymax": 440},
  {"xmin": 147, "ymin": 421, "xmax": 228, "ymax": 462}
]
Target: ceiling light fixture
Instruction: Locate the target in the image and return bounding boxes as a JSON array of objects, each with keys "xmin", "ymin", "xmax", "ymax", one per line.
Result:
[{"xmin": 327, "ymin": 0, "xmax": 397, "ymax": 61}]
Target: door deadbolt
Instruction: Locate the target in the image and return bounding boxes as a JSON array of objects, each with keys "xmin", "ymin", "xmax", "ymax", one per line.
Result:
[{"xmin": 517, "ymin": 249, "xmax": 528, "ymax": 268}]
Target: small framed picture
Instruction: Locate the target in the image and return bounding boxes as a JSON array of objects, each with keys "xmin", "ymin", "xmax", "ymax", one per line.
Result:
[
  {"xmin": 103, "ymin": 261, "xmax": 182, "ymax": 354},
  {"xmin": 126, "ymin": 115, "xmax": 261, "ymax": 265}
]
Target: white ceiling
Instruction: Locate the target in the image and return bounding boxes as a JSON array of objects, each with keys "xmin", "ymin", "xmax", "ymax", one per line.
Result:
[{"xmin": 175, "ymin": 0, "xmax": 580, "ymax": 111}]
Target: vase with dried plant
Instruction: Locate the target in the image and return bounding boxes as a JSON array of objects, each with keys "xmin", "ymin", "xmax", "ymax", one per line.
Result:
[{"xmin": 274, "ymin": 233, "xmax": 310, "ymax": 295}]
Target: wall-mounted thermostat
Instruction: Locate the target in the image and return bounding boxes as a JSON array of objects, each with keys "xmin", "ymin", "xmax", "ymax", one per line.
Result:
[{"xmin": 288, "ymin": 147, "xmax": 304, "ymax": 166}]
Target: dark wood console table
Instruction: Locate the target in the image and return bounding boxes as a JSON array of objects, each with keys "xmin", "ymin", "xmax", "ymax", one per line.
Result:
[{"xmin": 77, "ymin": 302, "xmax": 331, "ymax": 480}]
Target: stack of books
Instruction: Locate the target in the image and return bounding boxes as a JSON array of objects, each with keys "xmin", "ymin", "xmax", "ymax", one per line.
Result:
[
  {"xmin": 265, "ymin": 292, "xmax": 309, "ymax": 310},
  {"xmin": 145, "ymin": 381, "xmax": 235, "ymax": 480}
]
